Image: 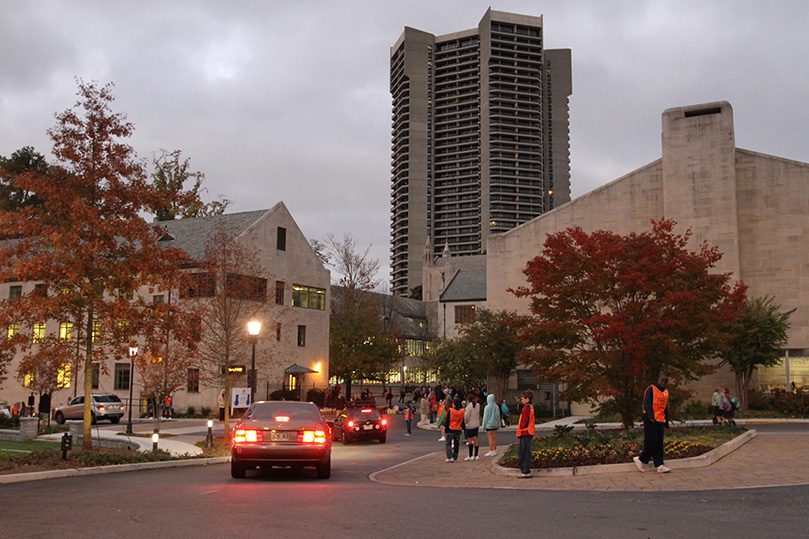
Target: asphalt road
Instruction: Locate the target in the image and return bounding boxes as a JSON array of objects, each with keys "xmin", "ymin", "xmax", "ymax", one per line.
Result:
[{"xmin": 2, "ymin": 421, "xmax": 808, "ymax": 538}]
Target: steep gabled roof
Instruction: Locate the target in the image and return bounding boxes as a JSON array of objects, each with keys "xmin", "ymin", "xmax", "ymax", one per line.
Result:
[
  {"xmin": 440, "ymin": 267, "xmax": 487, "ymax": 303},
  {"xmin": 153, "ymin": 209, "xmax": 269, "ymax": 260}
]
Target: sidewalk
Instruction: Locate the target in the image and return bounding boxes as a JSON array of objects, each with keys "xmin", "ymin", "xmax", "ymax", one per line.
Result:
[{"xmin": 378, "ymin": 425, "xmax": 809, "ymax": 491}]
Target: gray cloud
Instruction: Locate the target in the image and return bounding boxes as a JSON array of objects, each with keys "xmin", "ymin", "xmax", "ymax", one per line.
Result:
[{"xmin": 2, "ymin": 0, "xmax": 807, "ymax": 285}]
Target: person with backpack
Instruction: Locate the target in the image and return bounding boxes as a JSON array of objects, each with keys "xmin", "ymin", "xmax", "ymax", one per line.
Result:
[
  {"xmin": 482, "ymin": 393, "xmax": 501, "ymax": 457},
  {"xmin": 722, "ymin": 387, "xmax": 737, "ymax": 426}
]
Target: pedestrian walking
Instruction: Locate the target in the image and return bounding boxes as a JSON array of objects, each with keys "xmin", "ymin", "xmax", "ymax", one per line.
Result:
[
  {"xmin": 482, "ymin": 393, "xmax": 500, "ymax": 457},
  {"xmin": 419, "ymin": 393, "xmax": 430, "ymax": 425},
  {"xmin": 385, "ymin": 389, "xmax": 394, "ymax": 409},
  {"xmin": 404, "ymin": 402, "xmax": 414, "ymax": 436},
  {"xmin": 463, "ymin": 393, "xmax": 481, "ymax": 460},
  {"xmin": 500, "ymin": 399, "xmax": 509, "ymax": 427},
  {"xmin": 721, "ymin": 387, "xmax": 737, "ymax": 426},
  {"xmin": 218, "ymin": 390, "xmax": 226, "ymax": 421},
  {"xmin": 399, "ymin": 387, "xmax": 406, "ymax": 404},
  {"xmin": 444, "ymin": 397, "xmax": 465, "ymax": 462},
  {"xmin": 516, "ymin": 390, "xmax": 535, "ymax": 478},
  {"xmin": 633, "ymin": 374, "xmax": 671, "ymax": 473}
]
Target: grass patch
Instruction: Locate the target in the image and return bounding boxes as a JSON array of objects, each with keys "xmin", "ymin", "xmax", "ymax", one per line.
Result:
[
  {"xmin": 194, "ymin": 436, "xmax": 231, "ymax": 457},
  {"xmin": 498, "ymin": 425, "xmax": 745, "ymax": 469},
  {"xmin": 0, "ymin": 440, "xmax": 61, "ymax": 454}
]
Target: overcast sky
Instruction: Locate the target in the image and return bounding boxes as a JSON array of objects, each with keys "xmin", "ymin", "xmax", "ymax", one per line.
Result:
[{"xmin": 1, "ymin": 1, "xmax": 807, "ymax": 287}]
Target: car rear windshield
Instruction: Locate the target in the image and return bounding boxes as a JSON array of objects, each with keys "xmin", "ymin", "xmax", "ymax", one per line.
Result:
[
  {"xmin": 352, "ymin": 409, "xmax": 381, "ymax": 420},
  {"xmin": 94, "ymin": 395, "xmax": 122, "ymax": 403},
  {"xmin": 244, "ymin": 403, "xmax": 321, "ymax": 422}
]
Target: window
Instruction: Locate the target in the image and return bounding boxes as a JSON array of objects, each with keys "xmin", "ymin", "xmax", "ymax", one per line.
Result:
[
  {"xmin": 277, "ymin": 227, "xmax": 287, "ymax": 251},
  {"xmin": 33, "ymin": 283, "xmax": 47, "ymax": 297},
  {"xmin": 56, "ymin": 364, "xmax": 71, "ymax": 389},
  {"xmin": 32, "ymin": 322, "xmax": 46, "ymax": 343},
  {"xmin": 225, "ymin": 273, "xmax": 267, "ymax": 301},
  {"xmin": 191, "ymin": 316, "xmax": 202, "ymax": 342},
  {"xmin": 23, "ymin": 372, "xmax": 34, "ymax": 387},
  {"xmin": 183, "ymin": 272, "xmax": 215, "ymax": 298},
  {"xmin": 292, "ymin": 285, "xmax": 326, "ymax": 310},
  {"xmin": 117, "ymin": 320, "xmax": 131, "ymax": 342},
  {"xmin": 91, "ymin": 363, "xmax": 99, "ymax": 390},
  {"xmin": 92, "ymin": 321, "xmax": 101, "ymax": 343},
  {"xmin": 276, "ymin": 322, "xmax": 282, "ymax": 342},
  {"xmin": 153, "ymin": 295, "xmax": 165, "ymax": 304},
  {"xmin": 9, "ymin": 285, "xmax": 22, "ymax": 299},
  {"xmin": 297, "ymin": 325, "xmax": 306, "ymax": 347},
  {"xmin": 114, "ymin": 363, "xmax": 131, "ymax": 391},
  {"xmin": 275, "ymin": 281, "xmax": 285, "ymax": 305},
  {"xmin": 7, "ymin": 324, "xmax": 20, "ymax": 341},
  {"xmin": 454, "ymin": 305, "xmax": 476, "ymax": 325},
  {"xmin": 187, "ymin": 368, "xmax": 200, "ymax": 393},
  {"xmin": 59, "ymin": 322, "xmax": 73, "ymax": 342},
  {"xmin": 119, "ymin": 290, "xmax": 134, "ymax": 301}
]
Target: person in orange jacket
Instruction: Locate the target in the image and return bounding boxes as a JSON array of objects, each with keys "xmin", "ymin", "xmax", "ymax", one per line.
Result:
[
  {"xmin": 404, "ymin": 403, "xmax": 414, "ymax": 436},
  {"xmin": 633, "ymin": 374, "xmax": 671, "ymax": 473},
  {"xmin": 444, "ymin": 398, "xmax": 465, "ymax": 462},
  {"xmin": 516, "ymin": 390, "xmax": 535, "ymax": 478}
]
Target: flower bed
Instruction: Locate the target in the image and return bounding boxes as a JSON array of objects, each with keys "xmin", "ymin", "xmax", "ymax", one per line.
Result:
[{"xmin": 498, "ymin": 426, "xmax": 742, "ymax": 469}]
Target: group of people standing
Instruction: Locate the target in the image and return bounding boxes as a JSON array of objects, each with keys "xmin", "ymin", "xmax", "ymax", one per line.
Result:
[{"xmin": 711, "ymin": 386, "xmax": 738, "ymax": 425}]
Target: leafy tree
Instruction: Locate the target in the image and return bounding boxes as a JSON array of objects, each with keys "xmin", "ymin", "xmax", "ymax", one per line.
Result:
[
  {"xmin": 0, "ymin": 146, "xmax": 50, "ymax": 213},
  {"xmin": 0, "ymin": 80, "xmax": 193, "ymax": 448},
  {"xmin": 719, "ymin": 295, "xmax": 793, "ymax": 410},
  {"xmin": 422, "ymin": 337, "xmax": 483, "ymax": 389},
  {"xmin": 190, "ymin": 226, "xmax": 277, "ymax": 438},
  {"xmin": 149, "ymin": 149, "xmax": 229, "ymax": 222},
  {"xmin": 511, "ymin": 219, "xmax": 747, "ymax": 429},
  {"xmin": 326, "ymin": 233, "xmax": 394, "ymax": 399},
  {"xmin": 460, "ymin": 309, "xmax": 523, "ymax": 399},
  {"xmin": 408, "ymin": 285, "xmax": 423, "ymax": 300}
]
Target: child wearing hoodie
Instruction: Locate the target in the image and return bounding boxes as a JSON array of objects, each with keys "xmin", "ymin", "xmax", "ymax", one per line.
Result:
[
  {"xmin": 463, "ymin": 394, "xmax": 481, "ymax": 460},
  {"xmin": 481, "ymin": 393, "xmax": 501, "ymax": 457}
]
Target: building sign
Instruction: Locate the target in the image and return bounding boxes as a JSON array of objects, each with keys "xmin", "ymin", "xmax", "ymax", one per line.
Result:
[{"xmin": 220, "ymin": 365, "xmax": 246, "ymax": 375}]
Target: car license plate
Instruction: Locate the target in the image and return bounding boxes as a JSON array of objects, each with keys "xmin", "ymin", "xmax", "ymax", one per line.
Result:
[
  {"xmin": 270, "ymin": 431, "xmax": 288, "ymax": 441},
  {"xmin": 363, "ymin": 424, "xmax": 373, "ymax": 430}
]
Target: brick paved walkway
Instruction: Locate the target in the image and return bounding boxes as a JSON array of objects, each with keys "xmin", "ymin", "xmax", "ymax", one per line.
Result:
[{"xmin": 370, "ymin": 433, "xmax": 809, "ymax": 491}]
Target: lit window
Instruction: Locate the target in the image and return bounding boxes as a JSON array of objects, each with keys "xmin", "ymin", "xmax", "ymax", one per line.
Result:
[
  {"xmin": 59, "ymin": 322, "xmax": 73, "ymax": 342},
  {"xmin": 292, "ymin": 285, "xmax": 326, "ymax": 310},
  {"xmin": 7, "ymin": 324, "xmax": 20, "ymax": 341},
  {"xmin": 57, "ymin": 364, "xmax": 71, "ymax": 389},
  {"xmin": 92, "ymin": 321, "xmax": 101, "ymax": 343},
  {"xmin": 23, "ymin": 372, "xmax": 34, "ymax": 387},
  {"xmin": 32, "ymin": 322, "xmax": 46, "ymax": 343}
]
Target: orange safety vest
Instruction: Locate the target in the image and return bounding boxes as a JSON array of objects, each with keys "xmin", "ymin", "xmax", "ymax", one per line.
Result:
[
  {"xmin": 516, "ymin": 404, "xmax": 535, "ymax": 437},
  {"xmin": 448, "ymin": 408, "xmax": 464, "ymax": 431},
  {"xmin": 645, "ymin": 385, "xmax": 668, "ymax": 422}
]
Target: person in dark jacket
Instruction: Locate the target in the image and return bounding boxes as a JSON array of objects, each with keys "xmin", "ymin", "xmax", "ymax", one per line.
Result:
[{"xmin": 633, "ymin": 374, "xmax": 671, "ymax": 473}]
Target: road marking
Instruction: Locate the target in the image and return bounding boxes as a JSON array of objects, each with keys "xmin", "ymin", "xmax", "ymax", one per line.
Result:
[{"xmin": 368, "ymin": 452, "xmax": 438, "ymax": 483}]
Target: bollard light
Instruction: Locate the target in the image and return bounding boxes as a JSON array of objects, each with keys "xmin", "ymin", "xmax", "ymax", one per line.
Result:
[
  {"xmin": 152, "ymin": 431, "xmax": 159, "ymax": 451},
  {"xmin": 206, "ymin": 419, "xmax": 214, "ymax": 449}
]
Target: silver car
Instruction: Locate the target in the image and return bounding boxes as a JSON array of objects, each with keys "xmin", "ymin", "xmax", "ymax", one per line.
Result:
[{"xmin": 54, "ymin": 394, "xmax": 125, "ymax": 424}]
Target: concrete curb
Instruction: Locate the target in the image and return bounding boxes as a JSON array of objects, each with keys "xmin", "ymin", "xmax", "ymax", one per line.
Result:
[
  {"xmin": 0, "ymin": 456, "xmax": 230, "ymax": 485},
  {"xmin": 491, "ymin": 429, "xmax": 758, "ymax": 477}
]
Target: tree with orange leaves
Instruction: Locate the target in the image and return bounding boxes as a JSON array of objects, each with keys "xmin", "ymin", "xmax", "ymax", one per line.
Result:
[
  {"xmin": 0, "ymin": 80, "xmax": 194, "ymax": 448},
  {"xmin": 511, "ymin": 220, "xmax": 747, "ymax": 429}
]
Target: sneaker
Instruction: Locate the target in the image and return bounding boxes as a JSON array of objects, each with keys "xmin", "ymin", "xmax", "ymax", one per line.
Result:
[
  {"xmin": 438, "ymin": 436, "xmax": 446, "ymax": 442},
  {"xmin": 445, "ymin": 458, "xmax": 452, "ymax": 463},
  {"xmin": 517, "ymin": 473, "xmax": 532, "ymax": 479},
  {"xmin": 404, "ymin": 433, "xmax": 411, "ymax": 436},
  {"xmin": 633, "ymin": 456, "xmax": 645, "ymax": 472},
  {"xmin": 657, "ymin": 465, "xmax": 671, "ymax": 474},
  {"xmin": 464, "ymin": 456, "xmax": 473, "ymax": 461},
  {"xmin": 474, "ymin": 456, "xmax": 479, "ymax": 460}
]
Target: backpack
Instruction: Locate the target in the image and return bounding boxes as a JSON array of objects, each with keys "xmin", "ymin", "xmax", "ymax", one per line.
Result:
[
  {"xmin": 500, "ymin": 402, "xmax": 509, "ymax": 417},
  {"xmin": 730, "ymin": 396, "xmax": 739, "ymax": 410}
]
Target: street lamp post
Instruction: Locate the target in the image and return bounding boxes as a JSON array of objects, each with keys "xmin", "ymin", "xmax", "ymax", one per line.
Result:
[
  {"xmin": 127, "ymin": 346, "xmax": 138, "ymax": 434},
  {"xmin": 247, "ymin": 321, "xmax": 261, "ymax": 404}
]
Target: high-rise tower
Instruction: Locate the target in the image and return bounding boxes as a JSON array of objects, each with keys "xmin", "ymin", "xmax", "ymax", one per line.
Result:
[{"xmin": 390, "ymin": 9, "xmax": 572, "ymax": 296}]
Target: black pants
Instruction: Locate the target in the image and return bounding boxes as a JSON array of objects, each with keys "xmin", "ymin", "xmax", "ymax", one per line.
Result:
[
  {"xmin": 639, "ymin": 419, "xmax": 665, "ymax": 467},
  {"xmin": 518, "ymin": 435, "xmax": 533, "ymax": 474}
]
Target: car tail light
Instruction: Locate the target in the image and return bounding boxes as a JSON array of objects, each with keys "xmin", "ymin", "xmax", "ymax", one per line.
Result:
[
  {"xmin": 233, "ymin": 429, "xmax": 263, "ymax": 443},
  {"xmin": 275, "ymin": 416, "xmax": 290, "ymax": 423},
  {"xmin": 381, "ymin": 419, "xmax": 387, "ymax": 426},
  {"xmin": 347, "ymin": 420, "xmax": 354, "ymax": 428},
  {"xmin": 298, "ymin": 430, "xmax": 327, "ymax": 444},
  {"xmin": 361, "ymin": 408, "xmax": 372, "ymax": 413},
  {"xmin": 98, "ymin": 406, "xmax": 106, "ymax": 412}
]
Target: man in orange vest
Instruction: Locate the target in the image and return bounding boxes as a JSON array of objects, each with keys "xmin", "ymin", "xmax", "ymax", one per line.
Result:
[
  {"xmin": 444, "ymin": 398, "xmax": 465, "ymax": 462},
  {"xmin": 516, "ymin": 390, "xmax": 535, "ymax": 478},
  {"xmin": 633, "ymin": 374, "xmax": 671, "ymax": 473}
]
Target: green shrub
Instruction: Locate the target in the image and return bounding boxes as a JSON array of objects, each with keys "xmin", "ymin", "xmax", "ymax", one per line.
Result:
[
  {"xmin": 684, "ymin": 400, "xmax": 711, "ymax": 417},
  {"xmin": 186, "ymin": 406, "xmax": 196, "ymax": 416},
  {"xmin": 0, "ymin": 414, "xmax": 20, "ymax": 429},
  {"xmin": 200, "ymin": 406, "xmax": 211, "ymax": 417},
  {"xmin": 553, "ymin": 424, "xmax": 574, "ymax": 436}
]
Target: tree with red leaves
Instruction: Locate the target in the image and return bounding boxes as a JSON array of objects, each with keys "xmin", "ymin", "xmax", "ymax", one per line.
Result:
[
  {"xmin": 0, "ymin": 80, "xmax": 193, "ymax": 448},
  {"xmin": 511, "ymin": 220, "xmax": 746, "ymax": 429}
]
